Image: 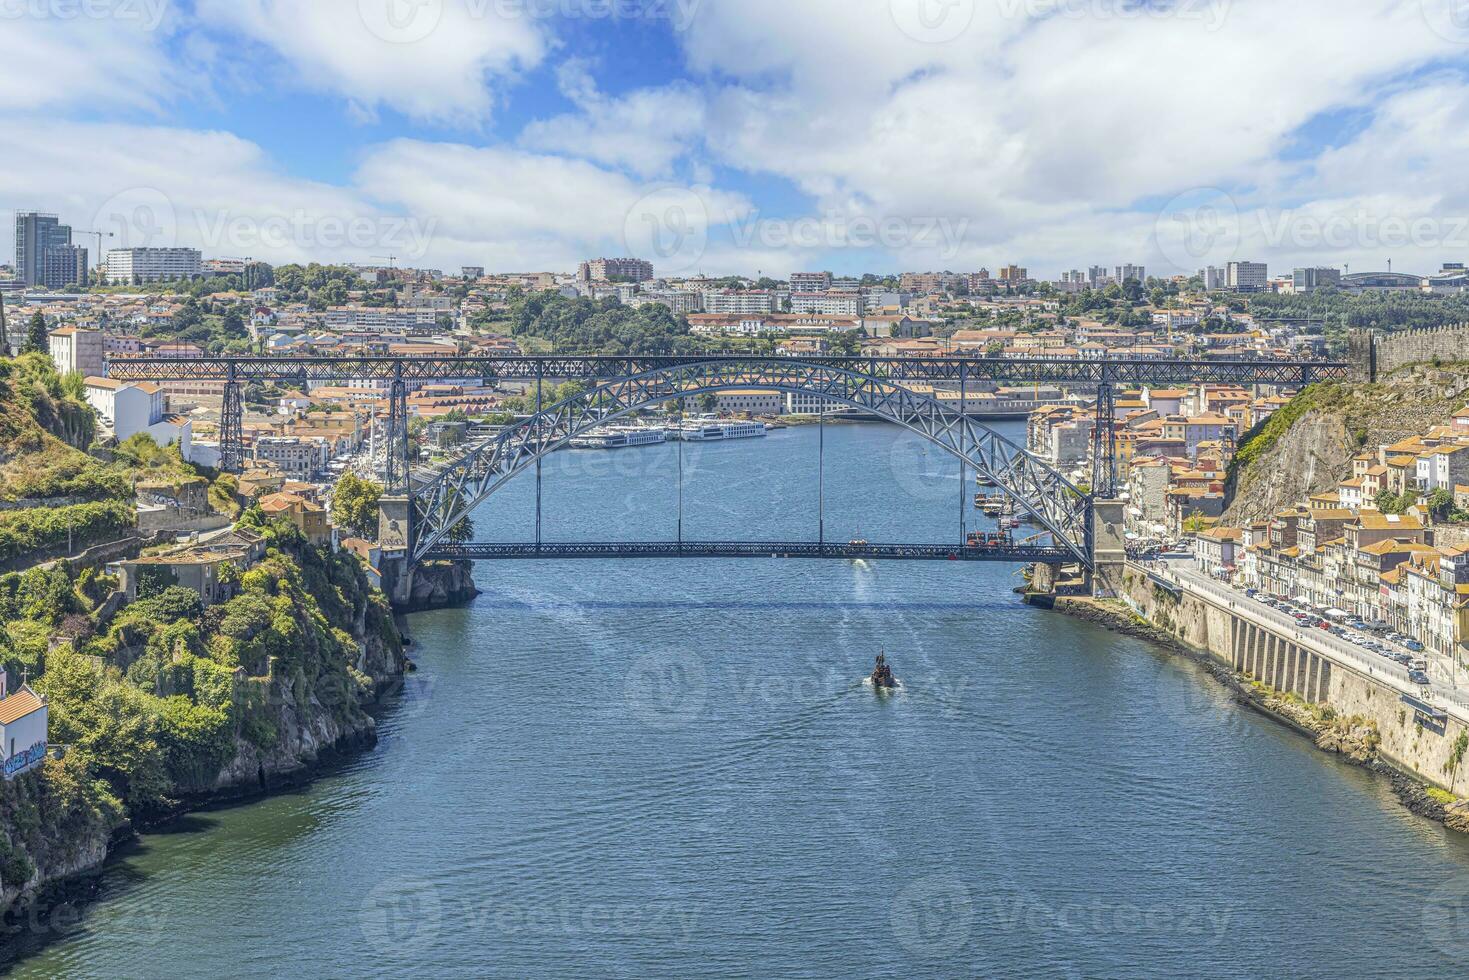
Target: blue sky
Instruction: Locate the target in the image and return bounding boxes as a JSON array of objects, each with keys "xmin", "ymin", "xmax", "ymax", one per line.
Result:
[{"xmin": 5, "ymin": 0, "xmax": 1469, "ymax": 278}]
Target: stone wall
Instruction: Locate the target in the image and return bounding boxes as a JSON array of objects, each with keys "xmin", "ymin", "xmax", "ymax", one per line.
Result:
[
  {"xmin": 1117, "ymin": 567, "xmax": 1469, "ymax": 794},
  {"xmin": 1350, "ymin": 324, "xmax": 1469, "ymax": 381}
]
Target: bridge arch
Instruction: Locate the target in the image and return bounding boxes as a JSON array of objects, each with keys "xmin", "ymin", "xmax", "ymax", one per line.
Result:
[{"xmin": 408, "ymin": 359, "xmax": 1093, "ymax": 565}]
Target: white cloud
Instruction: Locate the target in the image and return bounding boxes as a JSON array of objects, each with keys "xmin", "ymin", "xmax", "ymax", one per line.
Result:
[
  {"xmin": 677, "ymin": 0, "xmax": 1468, "ymax": 273},
  {"xmin": 193, "ymin": 0, "xmax": 547, "ymax": 125},
  {"xmin": 0, "ymin": 10, "xmax": 175, "ymax": 112},
  {"xmin": 356, "ymin": 139, "xmax": 750, "ymax": 272},
  {"xmin": 0, "ymin": 120, "xmax": 752, "ymax": 275},
  {"xmin": 520, "ymin": 61, "xmax": 706, "ymax": 176}
]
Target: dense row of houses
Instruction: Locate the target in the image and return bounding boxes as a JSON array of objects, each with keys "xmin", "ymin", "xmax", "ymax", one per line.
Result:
[{"xmin": 1192, "ymin": 410, "xmax": 1469, "ymax": 661}]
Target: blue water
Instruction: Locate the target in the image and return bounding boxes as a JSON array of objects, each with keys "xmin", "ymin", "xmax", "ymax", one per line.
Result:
[{"xmin": 13, "ymin": 423, "xmax": 1469, "ymax": 978}]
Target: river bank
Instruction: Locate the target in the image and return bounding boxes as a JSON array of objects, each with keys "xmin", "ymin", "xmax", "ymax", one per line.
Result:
[{"xmin": 1032, "ymin": 592, "xmax": 1469, "ymax": 835}]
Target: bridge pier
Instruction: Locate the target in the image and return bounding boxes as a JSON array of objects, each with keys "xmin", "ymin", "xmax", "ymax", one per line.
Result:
[
  {"xmin": 378, "ymin": 494, "xmax": 415, "ymax": 608},
  {"xmin": 1088, "ymin": 498, "xmax": 1128, "ymax": 598}
]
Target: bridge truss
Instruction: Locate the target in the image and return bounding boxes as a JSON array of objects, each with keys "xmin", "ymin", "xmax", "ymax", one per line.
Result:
[{"xmin": 409, "ymin": 359, "xmax": 1095, "ymax": 567}]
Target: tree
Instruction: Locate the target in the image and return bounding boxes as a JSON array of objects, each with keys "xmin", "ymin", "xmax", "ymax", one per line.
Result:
[
  {"xmin": 23, "ymin": 311, "xmax": 47, "ymax": 355},
  {"xmin": 445, "ymin": 516, "xmax": 474, "ymax": 544},
  {"xmin": 332, "ymin": 473, "xmax": 383, "ymax": 538}
]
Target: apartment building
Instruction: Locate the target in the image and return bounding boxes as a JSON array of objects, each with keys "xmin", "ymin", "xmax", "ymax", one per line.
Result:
[
  {"xmin": 791, "ymin": 292, "xmax": 865, "ymax": 317},
  {"xmin": 105, "ymin": 248, "xmax": 203, "ymax": 284},
  {"xmin": 578, "ymin": 257, "xmax": 653, "ymax": 282},
  {"xmin": 1226, "ymin": 261, "xmax": 1268, "ymax": 293}
]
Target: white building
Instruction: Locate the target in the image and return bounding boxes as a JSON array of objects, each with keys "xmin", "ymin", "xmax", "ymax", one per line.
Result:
[
  {"xmin": 791, "ymin": 292, "xmax": 865, "ymax": 316},
  {"xmin": 48, "ymin": 326, "xmax": 105, "ymax": 378},
  {"xmin": 253, "ymin": 436, "xmax": 329, "ymax": 478},
  {"xmin": 0, "ymin": 680, "xmax": 48, "ymax": 780},
  {"xmin": 105, "ymin": 248, "xmax": 203, "ymax": 284},
  {"xmin": 702, "ymin": 290, "xmax": 779, "ymax": 314},
  {"xmin": 323, "ymin": 307, "xmax": 439, "ymax": 332},
  {"xmin": 84, "ymin": 377, "xmax": 194, "ymax": 459},
  {"xmin": 1227, "ymin": 261, "xmax": 1268, "ymax": 293},
  {"xmin": 714, "ymin": 390, "xmax": 784, "ymax": 415}
]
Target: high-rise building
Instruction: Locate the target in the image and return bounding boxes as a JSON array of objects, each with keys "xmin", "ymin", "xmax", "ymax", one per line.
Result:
[
  {"xmin": 14, "ymin": 212, "xmax": 76, "ymax": 288},
  {"xmin": 997, "ymin": 265, "xmax": 1029, "ymax": 282},
  {"xmin": 461, "ymin": 266, "xmax": 485, "ymax": 280},
  {"xmin": 104, "ymin": 248, "xmax": 203, "ymax": 284},
  {"xmin": 1115, "ymin": 264, "xmax": 1146, "ymax": 284},
  {"xmin": 577, "ymin": 257, "xmax": 654, "ymax": 283},
  {"xmin": 1087, "ymin": 265, "xmax": 1108, "ymax": 286},
  {"xmin": 41, "ymin": 245, "xmax": 88, "ymax": 288},
  {"xmin": 1201, "ymin": 266, "xmax": 1226, "ymax": 290},
  {"xmin": 1226, "ymin": 261, "xmax": 1268, "ymax": 293}
]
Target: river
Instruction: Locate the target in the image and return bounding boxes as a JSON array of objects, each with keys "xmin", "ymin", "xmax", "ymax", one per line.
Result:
[{"xmin": 12, "ymin": 421, "xmax": 1469, "ymax": 978}]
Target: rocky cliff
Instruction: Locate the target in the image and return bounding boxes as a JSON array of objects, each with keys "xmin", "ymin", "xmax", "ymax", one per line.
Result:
[
  {"xmin": 396, "ymin": 560, "xmax": 480, "ymax": 613},
  {"xmin": 0, "ymin": 531, "xmax": 408, "ymax": 940},
  {"xmin": 1225, "ymin": 365, "xmax": 1469, "ymax": 523}
]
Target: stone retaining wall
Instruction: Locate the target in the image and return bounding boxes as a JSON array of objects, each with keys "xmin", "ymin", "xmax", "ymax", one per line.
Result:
[{"xmin": 1118, "ymin": 566, "xmax": 1469, "ymax": 794}]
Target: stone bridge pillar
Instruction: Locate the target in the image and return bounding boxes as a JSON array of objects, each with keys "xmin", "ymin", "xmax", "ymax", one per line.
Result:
[
  {"xmin": 1089, "ymin": 498, "xmax": 1128, "ymax": 597},
  {"xmin": 379, "ymin": 494, "xmax": 415, "ymax": 608}
]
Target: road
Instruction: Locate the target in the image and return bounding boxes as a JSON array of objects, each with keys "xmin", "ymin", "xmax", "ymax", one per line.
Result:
[{"xmin": 1139, "ymin": 563, "xmax": 1469, "ymax": 721}]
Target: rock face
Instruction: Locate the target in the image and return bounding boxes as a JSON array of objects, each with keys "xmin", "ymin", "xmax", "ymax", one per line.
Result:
[
  {"xmin": 209, "ymin": 598, "xmax": 405, "ymax": 798},
  {"xmin": 396, "ymin": 560, "xmax": 480, "ymax": 613}
]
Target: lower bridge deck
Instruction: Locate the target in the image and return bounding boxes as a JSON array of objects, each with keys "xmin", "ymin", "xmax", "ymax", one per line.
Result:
[{"xmin": 423, "ymin": 541, "xmax": 1074, "ymax": 562}]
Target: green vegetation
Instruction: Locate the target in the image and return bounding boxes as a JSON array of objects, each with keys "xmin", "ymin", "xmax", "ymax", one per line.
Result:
[
  {"xmin": 0, "ymin": 500, "xmax": 134, "ymax": 564},
  {"xmin": 1229, "ymin": 384, "xmax": 1329, "ymax": 482},
  {"xmin": 332, "ymin": 473, "xmax": 382, "ymax": 538},
  {"xmin": 0, "ymin": 355, "xmax": 232, "ymax": 569},
  {"xmin": 1, "ymin": 510, "xmax": 400, "ymax": 832},
  {"xmin": 1427, "ymin": 787, "xmax": 1460, "ymax": 806},
  {"xmin": 23, "ymin": 312, "xmax": 47, "ymax": 355},
  {"xmin": 1447, "ymin": 731, "xmax": 1469, "ymax": 778},
  {"xmin": 1248, "ymin": 289, "xmax": 1469, "ymax": 338}
]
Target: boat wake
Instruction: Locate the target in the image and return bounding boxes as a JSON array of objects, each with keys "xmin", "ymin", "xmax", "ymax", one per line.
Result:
[{"xmin": 861, "ymin": 676, "xmax": 904, "ymax": 692}]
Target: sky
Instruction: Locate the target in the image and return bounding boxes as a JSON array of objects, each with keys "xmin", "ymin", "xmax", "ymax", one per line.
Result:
[{"xmin": 6, "ymin": 0, "xmax": 1469, "ymax": 279}]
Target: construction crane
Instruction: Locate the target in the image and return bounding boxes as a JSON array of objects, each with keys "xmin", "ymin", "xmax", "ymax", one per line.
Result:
[
  {"xmin": 74, "ymin": 229, "xmax": 115, "ymax": 283},
  {"xmin": 372, "ymin": 254, "xmax": 399, "ymax": 269}
]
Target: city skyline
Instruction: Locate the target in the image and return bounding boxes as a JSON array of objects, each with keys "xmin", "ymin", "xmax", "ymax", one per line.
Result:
[{"xmin": 5, "ymin": 2, "xmax": 1469, "ymax": 277}]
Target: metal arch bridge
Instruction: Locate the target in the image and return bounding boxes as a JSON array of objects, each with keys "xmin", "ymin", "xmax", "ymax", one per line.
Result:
[
  {"xmin": 104, "ymin": 350, "xmax": 1347, "ymax": 474},
  {"xmin": 407, "ymin": 359, "xmax": 1097, "ymax": 567},
  {"xmin": 103, "ymin": 350, "xmax": 1347, "ymax": 572}
]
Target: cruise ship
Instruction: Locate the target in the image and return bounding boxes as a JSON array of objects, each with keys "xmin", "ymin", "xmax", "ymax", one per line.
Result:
[
  {"xmin": 569, "ymin": 425, "xmax": 669, "ymax": 450},
  {"xmin": 669, "ymin": 418, "xmax": 770, "ymax": 442}
]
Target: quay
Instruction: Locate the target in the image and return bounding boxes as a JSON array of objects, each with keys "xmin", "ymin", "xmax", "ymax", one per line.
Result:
[{"xmin": 1107, "ymin": 561, "xmax": 1469, "ymax": 793}]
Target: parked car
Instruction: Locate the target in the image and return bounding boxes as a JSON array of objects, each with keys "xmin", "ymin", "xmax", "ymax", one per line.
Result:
[
  {"xmin": 1409, "ymin": 670, "xmax": 1431, "ymax": 686},
  {"xmin": 1405, "ymin": 640, "xmax": 1425, "ymax": 653}
]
